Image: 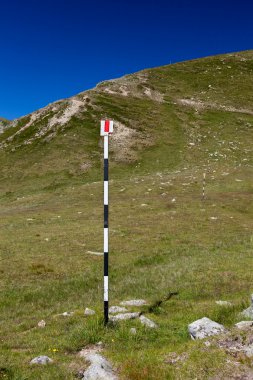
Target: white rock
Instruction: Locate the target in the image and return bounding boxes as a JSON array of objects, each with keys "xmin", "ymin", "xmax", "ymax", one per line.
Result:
[
  {"xmin": 215, "ymin": 301, "xmax": 232, "ymax": 306},
  {"xmin": 235, "ymin": 321, "xmax": 253, "ymax": 330},
  {"xmin": 86, "ymin": 251, "xmax": 103, "ymax": 256},
  {"xmin": 38, "ymin": 320, "xmax": 46, "ymax": 328},
  {"xmin": 30, "ymin": 356, "xmax": 53, "ymax": 365},
  {"xmin": 139, "ymin": 315, "xmax": 157, "ymax": 328},
  {"xmin": 109, "ymin": 312, "xmax": 140, "ymax": 322},
  {"xmin": 85, "ymin": 308, "xmax": 96, "ymax": 316},
  {"xmin": 61, "ymin": 311, "xmax": 74, "ymax": 317},
  {"xmin": 241, "ymin": 307, "xmax": 253, "ymax": 319},
  {"xmin": 109, "ymin": 306, "xmax": 127, "ymax": 314},
  {"xmin": 120, "ymin": 299, "xmax": 147, "ymax": 306},
  {"xmin": 80, "ymin": 349, "xmax": 118, "ymax": 380},
  {"xmin": 241, "ymin": 294, "xmax": 253, "ymax": 319},
  {"xmin": 130, "ymin": 328, "xmax": 137, "ymax": 335},
  {"xmin": 188, "ymin": 317, "xmax": 226, "ymax": 339},
  {"xmin": 243, "ymin": 344, "xmax": 253, "ymax": 358}
]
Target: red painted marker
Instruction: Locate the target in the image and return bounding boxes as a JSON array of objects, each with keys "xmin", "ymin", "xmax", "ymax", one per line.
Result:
[{"xmin": 104, "ymin": 120, "xmax": 110, "ymax": 132}]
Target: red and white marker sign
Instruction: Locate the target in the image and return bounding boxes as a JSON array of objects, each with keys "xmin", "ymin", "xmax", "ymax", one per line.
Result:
[{"xmin": 100, "ymin": 120, "xmax": 113, "ymax": 136}]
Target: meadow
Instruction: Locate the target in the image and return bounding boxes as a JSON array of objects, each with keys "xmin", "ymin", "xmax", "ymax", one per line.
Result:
[{"xmin": 0, "ymin": 50, "xmax": 253, "ymax": 379}]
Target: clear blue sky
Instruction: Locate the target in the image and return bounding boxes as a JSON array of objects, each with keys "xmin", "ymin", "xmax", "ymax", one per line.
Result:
[{"xmin": 0, "ymin": 0, "xmax": 252, "ymax": 119}]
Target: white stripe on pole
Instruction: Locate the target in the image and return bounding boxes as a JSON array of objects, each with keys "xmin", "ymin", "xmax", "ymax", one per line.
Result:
[
  {"xmin": 104, "ymin": 276, "xmax": 108, "ymax": 301},
  {"xmin": 104, "ymin": 181, "xmax": 108, "ymax": 205},
  {"xmin": 104, "ymin": 228, "xmax": 108, "ymax": 252},
  {"xmin": 104, "ymin": 135, "xmax": 108, "ymax": 159}
]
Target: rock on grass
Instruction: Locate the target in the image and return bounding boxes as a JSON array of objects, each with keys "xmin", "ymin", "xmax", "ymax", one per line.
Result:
[
  {"xmin": 120, "ymin": 299, "xmax": 147, "ymax": 306},
  {"xmin": 30, "ymin": 356, "xmax": 53, "ymax": 365},
  {"xmin": 84, "ymin": 308, "xmax": 95, "ymax": 316},
  {"xmin": 139, "ymin": 315, "xmax": 157, "ymax": 328},
  {"xmin": 109, "ymin": 312, "xmax": 140, "ymax": 322},
  {"xmin": 188, "ymin": 317, "xmax": 226, "ymax": 339},
  {"xmin": 80, "ymin": 348, "xmax": 118, "ymax": 380},
  {"xmin": 109, "ymin": 306, "xmax": 128, "ymax": 314}
]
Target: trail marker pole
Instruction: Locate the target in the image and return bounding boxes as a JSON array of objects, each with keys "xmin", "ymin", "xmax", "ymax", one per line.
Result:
[
  {"xmin": 202, "ymin": 172, "xmax": 206, "ymax": 200},
  {"xmin": 100, "ymin": 119, "xmax": 113, "ymax": 325}
]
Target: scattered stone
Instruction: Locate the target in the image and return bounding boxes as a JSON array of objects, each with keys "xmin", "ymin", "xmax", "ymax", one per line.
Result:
[
  {"xmin": 84, "ymin": 308, "xmax": 96, "ymax": 316},
  {"xmin": 139, "ymin": 315, "xmax": 157, "ymax": 328},
  {"xmin": 86, "ymin": 251, "xmax": 103, "ymax": 256},
  {"xmin": 38, "ymin": 320, "xmax": 46, "ymax": 328},
  {"xmin": 130, "ymin": 328, "xmax": 137, "ymax": 335},
  {"xmin": 215, "ymin": 301, "xmax": 233, "ymax": 307},
  {"xmin": 164, "ymin": 352, "xmax": 188, "ymax": 365},
  {"xmin": 243, "ymin": 344, "xmax": 253, "ymax": 358},
  {"xmin": 241, "ymin": 295, "xmax": 253, "ymax": 319},
  {"xmin": 109, "ymin": 312, "xmax": 140, "ymax": 322},
  {"xmin": 188, "ymin": 317, "xmax": 226, "ymax": 339},
  {"xmin": 30, "ymin": 356, "xmax": 53, "ymax": 365},
  {"xmin": 61, "ymin": 311, "xmax": 74, "ymax": 317},
  {"xmin": 80, "ymin": 348, "xmax": 118, "ymax": 380},
  {"xmin": 235, "ymin": 321, "xmax": 253, "ymax": 330},
  {"xmin": 109, "ymin": 306, "xmax": 128, "ymax": 314},
  {"xmin": 120, "ymin": 299, "xmax": 147, "ymax": 306}
]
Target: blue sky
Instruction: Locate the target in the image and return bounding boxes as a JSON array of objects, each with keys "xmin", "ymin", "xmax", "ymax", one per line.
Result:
[{"xmin": 0, "ymin": 0, "xmax": 252, "ymax": 119}]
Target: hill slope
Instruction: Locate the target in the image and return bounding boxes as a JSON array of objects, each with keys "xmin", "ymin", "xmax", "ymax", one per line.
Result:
[
  {"xmin": 0, "ymin": 49, "xmax": 252, "ymax": 193},
  {"xmin": 1, "ymin": 50, "xmax": 253, "ymax": 379},
  {"xmin": 0, "ymin": 117, "xmax": 10, "ymax": 133}
]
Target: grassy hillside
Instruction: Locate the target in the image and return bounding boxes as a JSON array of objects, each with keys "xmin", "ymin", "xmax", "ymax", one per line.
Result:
[{"xmin": 0, "ymin": 50, "xmax": 253, "ymax": 379}]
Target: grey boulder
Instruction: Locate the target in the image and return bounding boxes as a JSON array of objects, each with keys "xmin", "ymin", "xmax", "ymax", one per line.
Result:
[
  {"xmin": 84, "ymin": 308, "xmax": 96, "ymax": 316},
  {"xmin": 188, "ymin": 317, "xmax": 226, "ymax": 340},
  {"xmin": 235, "ymin": 321, "xmax": 253, "ymax": 330},
  {"xmin": 109, "ymin": 312, "xmax": 140, "ymax": 322},
  {"xmin": 80, "ymin": 349, "xmax": 118, "ymax": 380},
  {"xmin": 30, "ymin": 355, "xmax": 53, "ymax": 365},
  {"xmin": 139, "ymin": 315, "xmax": 157, "ymax": 328},
  {"xmin": 120, "ymin": 299, "xmax": 147, "ymax": 307},
  {"xmin": 241, "ymin": 294, "xmax": 253, "ymax": 319},
  {"xmin": 109, "ymin": 306, "xmax": 127, "ymax": 314}
]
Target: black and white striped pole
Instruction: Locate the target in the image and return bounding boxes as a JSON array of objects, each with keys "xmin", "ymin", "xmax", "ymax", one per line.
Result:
[{"xmin": 100, "ymin": 119, "xmax": 113, "ymax": 325}]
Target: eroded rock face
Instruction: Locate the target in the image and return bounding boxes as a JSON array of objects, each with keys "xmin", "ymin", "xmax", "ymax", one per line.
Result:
[{"xmin": 188, "ymin": 317, "xmax": 226, "ymax": 339}]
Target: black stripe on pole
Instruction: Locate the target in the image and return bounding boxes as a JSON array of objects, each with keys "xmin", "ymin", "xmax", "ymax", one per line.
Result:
[
  {"xmin": 104, "ymin": 205, "xmax": 108, "ymax": 228},
  {"xmin": 104, "ymin": 252, "xmax": 108, "ymax": 275},
  {"xmin": 104, "ymin": 159, "xmax": 108, "ymax": 181},
  {"xmin": 104, "ymin": 301, "xmax": 109, "ymax": 325}
]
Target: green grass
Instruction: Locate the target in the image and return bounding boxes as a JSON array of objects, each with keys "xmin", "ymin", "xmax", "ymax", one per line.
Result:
[{"xmin": 0, "ymin": 50, "xmax": 253, "ymax": 379}]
